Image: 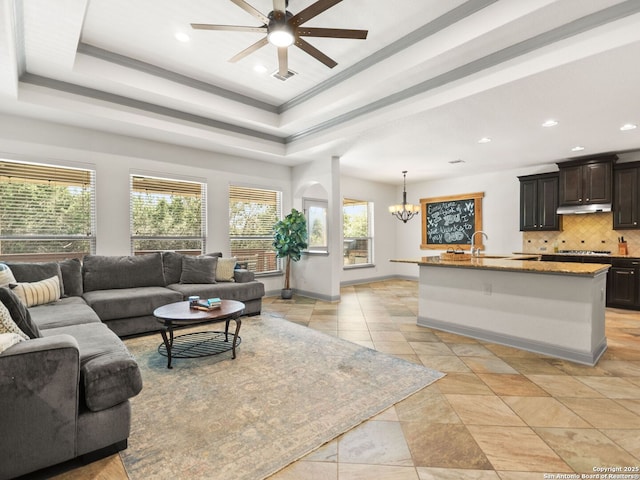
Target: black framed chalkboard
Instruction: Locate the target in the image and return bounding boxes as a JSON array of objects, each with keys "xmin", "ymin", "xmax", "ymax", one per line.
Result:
[{"xmin": 420, "ymin": 192, "xmax": 484, "ymax": 250}]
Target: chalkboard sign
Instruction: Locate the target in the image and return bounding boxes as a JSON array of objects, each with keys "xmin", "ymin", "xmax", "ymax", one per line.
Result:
[{"xmin": 420, "ymin": 192, "xmax": 484, "ymax": 250}]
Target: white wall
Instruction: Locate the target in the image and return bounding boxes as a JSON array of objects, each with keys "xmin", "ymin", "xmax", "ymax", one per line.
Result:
[
  {"xmin": 292, "ymin": 156, "xmax": 341, "ymax": 300},
  {"xmin": 393, "ymin": 168, "xmax": 541, "ymax": 279},
  {"xmin": 340, "ymin": 175, "xmax": 398, "ymax": 285},
  {"xmin": 0, "ymin": 113, "xmax": 291, "ymax": 294}
]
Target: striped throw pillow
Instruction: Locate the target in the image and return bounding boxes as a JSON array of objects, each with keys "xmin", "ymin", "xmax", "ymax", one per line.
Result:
[
  {"xmin": 12, "ymin": 275, "xmax": 61, "ymax": 307},
  {"xmin": 216, "ymin": 257, "xmax": 237, "ymax": 282}
]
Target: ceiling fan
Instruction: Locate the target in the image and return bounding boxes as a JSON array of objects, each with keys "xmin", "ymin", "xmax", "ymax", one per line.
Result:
[{"xmin": 191, "ymin": 0, "xmax": 368, "ymax": 77}]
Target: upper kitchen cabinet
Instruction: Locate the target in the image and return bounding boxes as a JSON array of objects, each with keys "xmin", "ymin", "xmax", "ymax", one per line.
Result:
[
  {"xmin": 613, "ymin": 161, "xmax": 640, "ymax": 229},
  {"xmin": 557, "ymin": 154, "xmax": 616, "ymax": 208},
  {"xmin": 518, "ymin": 172, "xmax": 560, "ymax": 231}
]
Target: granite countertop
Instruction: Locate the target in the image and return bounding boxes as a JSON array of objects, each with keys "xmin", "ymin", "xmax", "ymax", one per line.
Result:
[{"xmin": 391, "ymin": 254, "xmax": 610, "ymax": 276}]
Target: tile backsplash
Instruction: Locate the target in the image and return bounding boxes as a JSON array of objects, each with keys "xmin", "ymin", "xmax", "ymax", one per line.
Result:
[{"xmin": 522, "ymin": 212, "xmax": 640, "ymax": 256}]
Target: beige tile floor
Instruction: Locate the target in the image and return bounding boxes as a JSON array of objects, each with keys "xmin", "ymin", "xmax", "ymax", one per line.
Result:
[{"xmin": 37, "ymin": 279, "xmax": 640, "ymax": 479}]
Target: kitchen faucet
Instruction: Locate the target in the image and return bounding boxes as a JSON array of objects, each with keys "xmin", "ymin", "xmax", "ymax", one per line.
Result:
[{"xmin": 471, "ymin": 230, "xmax": 488, "ymax": 257}]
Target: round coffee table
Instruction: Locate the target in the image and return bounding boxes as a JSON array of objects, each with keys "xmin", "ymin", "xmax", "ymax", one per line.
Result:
[{"xmin": 153, "ymin": 299, "xmax": 245, "ymax": 369}]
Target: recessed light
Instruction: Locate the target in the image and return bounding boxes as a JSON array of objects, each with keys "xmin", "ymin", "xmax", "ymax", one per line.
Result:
[
  {"xmin": 253, "ymin": 64, "xmax": 268, "ymax": 74},
  {"xmin": 542, "ymin": 119, "xmax": 558, "ymax": 127},
  {"xmin": 175, "ymin": 32, "xmax": 190, "ymax": 43},
  {"xmin": 620, "ymin": 123, "xmax": 638, "ymax": 131},
  {"xmin": 571, "ymin": 146, "xmax": 585, "ymax": 152},
  {"xmin": 478, "ymin": 137, "xmax": 491, "ymax": 144}
]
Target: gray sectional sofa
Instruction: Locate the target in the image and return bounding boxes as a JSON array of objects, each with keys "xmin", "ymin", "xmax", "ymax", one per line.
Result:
[{"xmin": 0, "ymin": 251, "xmax": 265, "ymax": 479}]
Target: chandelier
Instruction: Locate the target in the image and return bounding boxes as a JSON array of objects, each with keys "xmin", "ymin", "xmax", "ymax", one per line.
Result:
[{"xmin": 388, "ymin": 171, "xmax": 420, "ymax": 223}]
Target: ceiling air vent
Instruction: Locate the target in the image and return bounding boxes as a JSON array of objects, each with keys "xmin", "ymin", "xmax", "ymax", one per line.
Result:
[
  {"xmin": 272, "ymin": 69, "xmax": 296, "ymax": 81},
  {"xmin": 448, "ymin": 159, "xmax": 465, "ymax": 164}
]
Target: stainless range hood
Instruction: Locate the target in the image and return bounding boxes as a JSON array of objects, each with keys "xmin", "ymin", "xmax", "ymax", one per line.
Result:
[{"xmin": 556, "ymin": 203, "xmax": 612, "ymax": 215}]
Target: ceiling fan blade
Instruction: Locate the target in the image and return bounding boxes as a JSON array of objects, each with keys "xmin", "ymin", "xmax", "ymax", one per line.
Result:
[
  {"xmin": 295, "ymin": 37, "xmax": 337, "ymax": 68},
  {"xmin": 229, "ymin": 0, "xmax": 270, "ymax": 24},
  {"xmin": 191, "ymin": 24, "xmax": 267, "ymax": 34},
  {"xmin": 229, "ymin": 37, "xmax": 269, "ymax": 63},
  {"xmin": 297, "ymin": 27, "xmax": 368, "ymax": 39},
  {"xmin": 277, "ymin": 47, "xmax": 289, "ymax": 77},
  {"xmin": 290, "ymin": 0, "xmax": 342, "ymax": 27}
]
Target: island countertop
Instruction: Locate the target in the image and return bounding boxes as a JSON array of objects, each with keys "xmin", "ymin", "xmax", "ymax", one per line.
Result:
[{"xmin": 391, "ymin": 255, "xmax": 610, "ymax": 276}]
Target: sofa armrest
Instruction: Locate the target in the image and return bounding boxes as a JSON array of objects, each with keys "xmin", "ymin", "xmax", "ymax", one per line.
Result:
[
  {"xmin": 0, "ymin": 335, "xmax": 80, "ymax": 479},
  {"xmin": 234, "ymin": 268, "xmax": 255, "ymax": 283}
]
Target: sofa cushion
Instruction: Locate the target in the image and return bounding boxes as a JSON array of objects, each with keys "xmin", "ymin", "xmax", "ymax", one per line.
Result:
[
  {"xmin": 162, "ymin": 251, "xmax": 184, "ymax": 286},
  {"xmin": 40, "ymin": 323, "xmax": 143, "ymax": 412},
  {"xmin": 29, "ymin": 296, "xmax": 101, "ymax": 330},
  {"xmin": 83, "ymin": 253, "xmax": 165, "ymax": 292},
  {"xmin": 0, "ymin": 287, "xmax": 41, "ymax": 338},
  {"xmin": 83, "ymin": 286, "xmax": 182, "ymax": 321},
  {"xmin": 167, "ymin": 280, "xmax": 264, "ymax": 303},
  {"xmin": 216, "ymin": 257, "xmax": 237, "ymax": 282},
  {"xmin": 4, "ymin": 261, "xmax": 65, "ymax": 296},
  {"xmin": 11, "ymin": 275, "xmax": 61, "ymax": 307},
  {"xmin": 180, "ymin": 255, "xmax": 217, "ymax": 284},
  {"xmin": 59, "ymin": 258, "xmax": 83, "ymax": 297},
  {"xmin": 0, "ymin": 302, "xmax": 29, "ymax": 340}
]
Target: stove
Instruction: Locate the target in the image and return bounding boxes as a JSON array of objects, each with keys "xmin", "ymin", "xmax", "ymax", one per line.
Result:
[{"xmin": 557, "ymin": 250, "xmax": 612, "ymax": 255}]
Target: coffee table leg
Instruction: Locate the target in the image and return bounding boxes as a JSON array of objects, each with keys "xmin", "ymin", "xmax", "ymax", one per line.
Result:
[
  {"xmin": 231, "ymin": 318, "xmax": 241, "ymax": 359},
  {"xmin": 160, "ymin": 321, "xmax": 174, "ymax": 369}
]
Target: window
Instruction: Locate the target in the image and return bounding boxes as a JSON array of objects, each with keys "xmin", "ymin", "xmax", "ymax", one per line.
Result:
[
  {"xmin": 229, "ymin": 185, "xmax": 281, "ymax": 274},
  {"xmin": 0, "ymin": 159, "xmax": 96, "ymax": 261},
  {"xmin": 343, "ymin": 198, "xmax": 373, "ymax": 266},
  {"xmin": 303, "ymin": 198, "xmax": 328, "ymax": 253},
  {"xmin": 130, "ymin": 175, "xmax": 206, "ymax": 254}
]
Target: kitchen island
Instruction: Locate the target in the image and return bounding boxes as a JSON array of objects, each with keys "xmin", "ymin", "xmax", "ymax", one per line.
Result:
[{"xmin": 393, "ymin": 255, "xmax": 610, "ymax": 365}]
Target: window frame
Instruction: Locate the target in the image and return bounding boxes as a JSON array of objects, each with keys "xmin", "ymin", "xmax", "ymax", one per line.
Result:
[
  {"xmin": 0, "ymin": 158, "xmax": 96, "ymax": 262},
  {"xmin": 229, "ymin": 185, "xmax": 282, "ymax": 276},
  {"xmin": 343, "ymin": 198, "xmax": 374, "ymax": 268},
  {"xmin": 130, "ymin": 174, "xmax": 207, "ymax": 255},
  {"xmin": 303, "ymin": 197, "xmax": 329, "ymax": 255}
]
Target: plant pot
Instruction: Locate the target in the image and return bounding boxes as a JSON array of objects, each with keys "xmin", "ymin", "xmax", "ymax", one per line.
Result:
[{"xmin": 281, "ymin": 288, "xmax": 293, "ymax": 300}]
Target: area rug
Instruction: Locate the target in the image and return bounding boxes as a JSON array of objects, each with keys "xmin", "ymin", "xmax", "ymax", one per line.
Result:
[{"xmin": 120, "ymin": 315, "xmax": 444, "ymax": 480}]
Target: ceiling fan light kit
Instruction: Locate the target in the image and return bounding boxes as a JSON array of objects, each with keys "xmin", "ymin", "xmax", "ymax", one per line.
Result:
[{"xmin": 192, "ymin": 0, "xmax": 368, "ymax": 76}]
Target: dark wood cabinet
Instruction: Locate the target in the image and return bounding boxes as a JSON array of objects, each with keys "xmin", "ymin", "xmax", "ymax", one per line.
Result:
[
  {"xmin": 557, "ymin": 154, "xmax": 615, "ymax": 206},
  {"xmin": 607, "ymin": 258, "xmax": 640, "ymax": 308},
  {"xmin": 518, "ymin": 173, "xmax": 560, "ymax": 231},
  {"xmin": 613, "ymin": 162, "xmax": 640, "ymax": 229},
  {"xmin": 538, "ymin": 254, "xmax": 640, "ymax": 309}
]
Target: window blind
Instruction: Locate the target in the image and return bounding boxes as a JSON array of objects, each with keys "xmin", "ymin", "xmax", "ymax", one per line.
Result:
[
  {"xmin": 0, "ymin": 159, "xmax": 96, "ymax": 261},
  {"xmin": 229, "ymin": 185, "xmax": 282, "ymax": 274},
  {"xmin": 130, "ymin": 174, "xmax": 206, "ymax": 254}
]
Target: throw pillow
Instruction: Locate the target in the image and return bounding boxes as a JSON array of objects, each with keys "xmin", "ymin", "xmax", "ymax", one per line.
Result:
[
  {"xmin": 216, "ymin": 257, "xmax": 237, "ymax": 282},
  {"xmin": 0, "ymin": 263, "xmax": 16, "ymax": 287},
  {"xmin": 11, "ymin": 275, "xmax": 61, "ymax": 308},
  {"xmin": 0, "ymin": 332, "xmax": 25, "ymax": 354},
  {"xmin": 180, "ymin": 255, "xmax": 217, "ymax": 284},
  {"xmin": 0, "ymin": 302, "xmax": 29, "ymax": 341},
  {"xmin": 162, "ymin": 251, "xmax": 184, "ymax": 285},
  {"xmin": 0, "ymin": 287, "xmax": 40, "ymax": 338},
  {"xmin": 58, "ymin": 258, "xmax": 83, "ymax": 297},
  {"xmin": 3, "ymin": 261, "xmax": 65, "ymax": 296}
]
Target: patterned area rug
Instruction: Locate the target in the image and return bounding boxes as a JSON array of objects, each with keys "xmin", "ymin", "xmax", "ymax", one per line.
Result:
[{"xmin": 121, "ymin": 315, "xmax": 444, "ymax": 480}]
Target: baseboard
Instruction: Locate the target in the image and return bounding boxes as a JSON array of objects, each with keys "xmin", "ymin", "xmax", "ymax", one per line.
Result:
[
  {"xmin": 418, "ymin": 316, "xmax": 608, "ymax": 366},
  {"xmin": 264, "ymin": 275, "xmax": 418, "ymax": 301}
]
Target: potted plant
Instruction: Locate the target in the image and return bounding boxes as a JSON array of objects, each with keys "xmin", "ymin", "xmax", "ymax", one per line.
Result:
[{"xmin": 272, "ymin": 208, "xmax": 308, "ymax": 299}]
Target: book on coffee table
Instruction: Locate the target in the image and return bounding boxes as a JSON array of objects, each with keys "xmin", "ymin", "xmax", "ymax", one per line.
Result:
[{"xmin": 191, "ymin": 298, "xmax": 222, "ymax": 311}]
